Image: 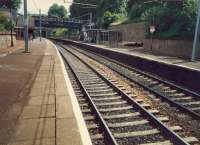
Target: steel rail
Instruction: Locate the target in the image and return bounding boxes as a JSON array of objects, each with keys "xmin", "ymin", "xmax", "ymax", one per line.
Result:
[
  {"xmin": 59, "ymin": 44, "xmax": 190, "ymax": 145},
  {"xmin": 58, "ymin": 47, "xmax": 118, "ymax": 145},
  {"xmin": 70, "ymin": 45, "xmax": 200, "ymax": 97},
  {"xmin": 67, "ymin": 45, "xmax": 200, "ymax": 121}
]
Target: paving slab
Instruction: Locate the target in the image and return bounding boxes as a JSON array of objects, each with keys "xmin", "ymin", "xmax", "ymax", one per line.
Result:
[
  {"xmin": 20, "ymin": 104, "xmax": 55, "ymax": 119},
  {"xmin": 27, "ymin": 95, "xmax": 55, "ymax": 105},
  {"xmin": 56, "ymin": 95, "xmax": 74, "ymax": 119},
  {"xmin": 12, "ymin": 118, "xmax": 55, "ymax": 141},
  {"xmin": 56, "ymin": 118, "xmax": 82, "ymax": 145},
  {"xmin": 8, "ymin": 138, "xmax": 55, "ymax": 145}
]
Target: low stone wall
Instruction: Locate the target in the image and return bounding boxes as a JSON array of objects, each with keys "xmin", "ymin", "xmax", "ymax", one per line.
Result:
[
  {"xmin": 144, "ymin": 39, "xmax": 198, "ymax": 59},
  {"xmin": 110, "ymin": 23, "xmax": 199, "ymax": 59},
  {"xmin": 0, "ymin": 33, "xmax": 16, "ymax": 50}
]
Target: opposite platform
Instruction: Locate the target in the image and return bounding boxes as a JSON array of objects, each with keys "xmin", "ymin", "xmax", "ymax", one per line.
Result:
[
  {"xmin": 0, "ymin": 38, "xmax": 92, "ymax": 145},
  {"xmin": 52, "ymin": 38, "xmax": 200, "ymax": 93}
]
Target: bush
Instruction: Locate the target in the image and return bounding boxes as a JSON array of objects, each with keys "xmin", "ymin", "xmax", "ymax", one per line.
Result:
[
  {"xmin": 101, "ymin": 11, "xmax": 120, "ymax": 28},
  {"xmin": 129, "ymin": 4, "xmax": 143, "ymax": 20},
  {"xmin": 0, "ymin": 13, "xmax": 13, "ymax": 32},
  {"xmin": 53, "ymin": 28, "xmax": 68, "ymax": 37},
  {"xmin": 141, "ymin": 0, "xmax": 197, "ymax": 39},
  {"xmin": 142, "ymin": 5, "xmax": 170, "ymax": 37}
]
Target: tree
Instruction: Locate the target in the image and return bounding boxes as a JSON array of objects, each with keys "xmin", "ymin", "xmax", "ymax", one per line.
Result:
[
  {"xmin": 53, "ymin": 28, "xmax": 68, "ymax": 37},
  {"xmin": 70, "ymin": 0, "xmax": 127, "ymax": 28},
  {"xmin": 0, "ymin": 13, "xmax": 11, "ymax": 32},
  {"xmin": 48, "ymin": 4, "xmax": 68, "ymax": 19},
  {"xmin": 128, "ymin": 0, "xmax": 197, "ymax": 39},
  {"xmin": 0, "ymin": 0, "xmax": 21, "ymax": 46},
  {"xmin": 100, "ymin": 11, "xmax": 120, "ymax": 28},
  {"xmin": 0, "ymin": 0, "xmax": 21, "ymax": 9},
  {"xmin": 70, "ymin": 0, "xmax": 98, "ymax": 23}
]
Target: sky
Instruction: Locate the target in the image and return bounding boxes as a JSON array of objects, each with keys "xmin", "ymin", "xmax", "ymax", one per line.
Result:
[{"xmin": 19, "ymin": 0, "xmax": 72, "ymax": 14}]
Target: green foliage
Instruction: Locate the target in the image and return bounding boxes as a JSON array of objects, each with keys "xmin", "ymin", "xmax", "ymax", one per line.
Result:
[
  {"xmin": 97, "ymin": 0, "xmax": 127, "ymax": 28},
  {"xmin": 140, "ymin": 0, "xmax": 197, "ymax": 39},
  {"xmin": 141, "ymin": 5, "xmax": 169, "ymax": 33},
  {"xmin": 100, "ymin": 11, "xmax": 120, "ymax": 28},
  {"xmin": 69, "ymin": 0, "xmax": 197, "ymax": 39},
  {"xmin": 10, "ymin": 0, "xmax": 21, "ymax": 9},
  {"xmin": 98, "ymin": 0, "xmax": 127, "ymax": 14},
  {"xmin": 70, "ymin": 0, "xmax": 127, "ymax": 28},
  {"xmin": 48, "ymin": 4, "xmax": 68, "ymax": 19},
  {"xmin": 0, "ymin": 13, "xmax": 13, "ymax": 32},
  {"xmin": 0, "ymin": 0, "xmax": 21, "ymax": 9},
  {"xmin": 129, "ymin": 4, "xmax": 143, "ymax": 20},
  {"xmin": 70, "ymin": 0, "xmax": 98, "ymax": 18},
  {"xmin": 53, "ymin": 28, "xmax": 68, "ymax": 37}
]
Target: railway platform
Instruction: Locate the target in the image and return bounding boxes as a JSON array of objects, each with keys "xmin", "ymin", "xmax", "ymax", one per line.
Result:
[
  {"xmin": 92, "ymin": 44, "xmax": 200, "ymax": 71},
  {"xmin": 0, "ymin": 38, "xmax": 92, "ymax": 145}
]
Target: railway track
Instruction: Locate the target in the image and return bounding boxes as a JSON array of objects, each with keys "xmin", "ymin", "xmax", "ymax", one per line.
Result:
[
  {"xmin": 57, "ymin": 45, "xmax": 198, "ymax": 145},
  {"xmin": 59, "ymin": 44, "xmax": 200, "ymax": 121}
]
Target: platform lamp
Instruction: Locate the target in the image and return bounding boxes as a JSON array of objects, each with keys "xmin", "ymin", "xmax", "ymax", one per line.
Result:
[
  {"xmin": 143, "ymin": 1, "xmax": 157, "ymax": 51},
  {"xmin": 150, "ymin": 25, "xmax": 156, "ymax": 51}
]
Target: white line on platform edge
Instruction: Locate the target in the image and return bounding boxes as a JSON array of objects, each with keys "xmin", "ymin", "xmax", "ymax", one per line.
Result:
[{"xmin": 49, "ymin": 39, "xmax": 93, "ymax": 145}]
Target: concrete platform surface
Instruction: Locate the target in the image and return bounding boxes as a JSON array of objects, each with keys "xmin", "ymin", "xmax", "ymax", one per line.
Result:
[{"xmin": 0, "ymin": 38, "xmax": 92, "ymax": 145}]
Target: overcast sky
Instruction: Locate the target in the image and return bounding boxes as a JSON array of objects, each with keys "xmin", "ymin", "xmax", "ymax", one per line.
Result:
[{"xmin": 19, "ymin": 0, "xmax": 72, "ymax": 14}]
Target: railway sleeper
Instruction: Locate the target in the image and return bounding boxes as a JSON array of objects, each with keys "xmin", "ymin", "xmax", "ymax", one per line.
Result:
[
  {"xmin": 87, "ymin": 88, "xmax": 114, "ymax": 94},
  {"xmin": 92, "ymin": 96, "xmax": 122, "ymax": 101},
  {"xmin": 91, "ymin": 92, "xmax": 118, "ymax": 97},
  {"xmin": 86, "ymin": 86, "xmax": 111, "ymax": 90},
  {"xmin": 114, "ymin": 126, "xmax": 182, "ymax": 138},
  {"xmin": 182, "ymin": 101, "xmax": 200, "ymax": 106},
  {"xmin": 108, "ymin": 117, "xmax": 169, "ymax": 128},
  {"xmin": 171, "ymin": 97, "xmax": 193, "ymax": 101},
  {"xmin": 140, "ymin": 137, "xmax": 199, "ymax": 145}
]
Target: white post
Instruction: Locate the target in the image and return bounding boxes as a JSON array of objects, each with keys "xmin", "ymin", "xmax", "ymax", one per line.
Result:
[
  {"xmin": 192, "ymin": 1, "xmax": 200, "ymax": 61},
  {"xmin": 89, "ymin": 12, "xmax": 92, "ymax": 29}
]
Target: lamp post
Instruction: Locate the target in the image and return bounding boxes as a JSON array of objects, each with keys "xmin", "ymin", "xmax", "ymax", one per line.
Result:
[
  {"xmin": 143, "ymin": 1, "xmax": 158, "ymax": 51},
  {"xmin": 10, "ymin": 7, "xmax": 14, "ymax": 47},
  {"xmin": 39, "ymin": 9, "xmax": 42, "ymax": 41},
  {"xmin": 150, "ymin": 25, "xmax": 156, "ymax": 51},
  {"xmin": 191, "ymin": 0, "xmax": 200, "ymax": 62},
  {"xmin": 24, "ymin": 0, "xmax": 29, "ymax": 53}
]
